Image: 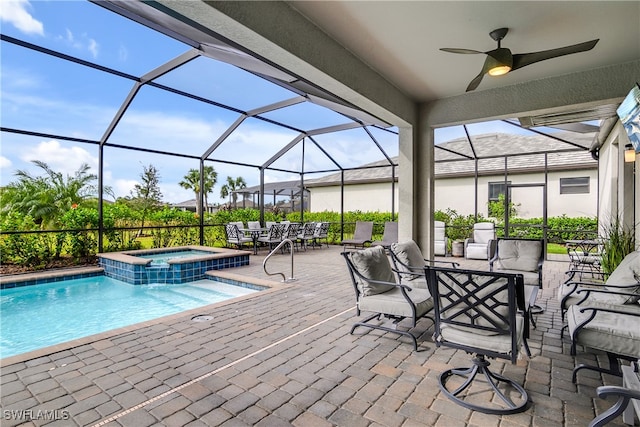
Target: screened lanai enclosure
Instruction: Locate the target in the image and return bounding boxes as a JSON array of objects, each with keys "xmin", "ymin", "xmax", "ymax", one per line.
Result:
[{"xmin": 1, "ymin": 0, "xmax": 607, "ymax": 255}]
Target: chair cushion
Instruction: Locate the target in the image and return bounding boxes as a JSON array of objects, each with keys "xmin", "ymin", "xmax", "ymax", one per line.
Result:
[
  {"xmin": 391, "ymin": 240, "xmax": 425, "ymax": 280},
  {"xmin": 567, "ymin": 301, "xmax": 640, "ymax": 358},
  {"xmin": 493, "ymin": 269, "xmax": 538, "ymax": 287},
  {"xmin": 495, "ymin": 240, "xmax": 541, "ymax": 272},
  {"xmin": 466, "ymin": 243, "xmax": 489, "ymax": 260},
  {"xmin": 348, "ymin": 246, "xmax": 396, "ymax": 296},
  {"xmin": 473, "ymin": 222, "xmax": 495, "ymax": 244},
  {"xmin": 439, "ymin": 315, "xmax": 524, "ymax": 355},
  {"xmin": 358, "ymin": 287, "xmax": 432, "ymax": 318}
]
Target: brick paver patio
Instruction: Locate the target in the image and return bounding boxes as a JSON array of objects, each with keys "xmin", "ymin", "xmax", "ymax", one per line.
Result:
[{"xmin": 0, "ymin": 245, "xmax": 631, "ymax": 426}]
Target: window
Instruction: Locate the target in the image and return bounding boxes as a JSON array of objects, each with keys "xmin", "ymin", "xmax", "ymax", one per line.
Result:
[
  {"xmin": 560, "ymin": 177, "xmax": 590, "ymax": 194},
  {"xmin": 488, "ymin": 181, "xmax": 511, "ymax": 201},
  {"xmin": 488, "ymin": 181, "xmax": 511, "ymax": 217}
]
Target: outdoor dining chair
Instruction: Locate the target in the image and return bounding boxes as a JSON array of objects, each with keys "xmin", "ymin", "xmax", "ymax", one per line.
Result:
[
  {"xmin": 258, "ymin": 223, "xmax": 286, "ymax": 251},
  {"xmin": 225, "ymin": 223, "xmax": 253, "ymax": 250},
  {"xmin": 297, "ymin": 222, "xmax": 317, "ymax": 251},
  {"xmin": 425, "ymin": 266, "xmax": 529, "ymax": 414}
]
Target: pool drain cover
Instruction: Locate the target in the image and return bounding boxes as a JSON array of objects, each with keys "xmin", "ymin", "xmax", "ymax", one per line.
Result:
[{"xmin": 192, "ymin": 315, "xmax": 214, "ymax": 322}]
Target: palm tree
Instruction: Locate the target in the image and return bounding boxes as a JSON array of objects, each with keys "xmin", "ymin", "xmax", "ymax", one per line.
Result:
[
  {"xmin": 1, "ymin": 160, "xmax": 98, "ymax": 228},
  {"xmin": 220, "ymin": 176, "xmax": 247, "ymax": 209},
  {"xmin": 179, "ymin": 166, "xmax": 217, "ymax": 216}
]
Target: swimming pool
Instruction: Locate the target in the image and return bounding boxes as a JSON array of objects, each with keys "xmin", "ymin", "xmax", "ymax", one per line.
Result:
[{"xmin": 0, "ymin": 275, "xmax": 261, "ymax": 359}]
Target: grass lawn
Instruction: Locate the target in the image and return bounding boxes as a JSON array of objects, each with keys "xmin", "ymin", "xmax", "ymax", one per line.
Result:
[{"xmin": 547, "ymin": 243, "xmax": 567, "ymax": 255}]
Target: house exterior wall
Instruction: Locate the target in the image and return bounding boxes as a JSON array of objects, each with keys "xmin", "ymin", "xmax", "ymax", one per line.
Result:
[
  {"xmin": 435, "ymin": 170, "xmax": 598, "ymax": 218},
  {"xmin": 308, "ymin": 168, "xmax": 598, "ymax": 218},
  {"xmin": 309, "ymin": 182, "xmax": 399, "ymax": 212}
]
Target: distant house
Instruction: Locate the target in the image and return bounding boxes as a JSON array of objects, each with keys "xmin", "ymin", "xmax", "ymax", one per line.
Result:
[
  {"xmin": 170, "ymin": 199, "xmax": 217, "ymax": 213},
  {"xmin": 303, "ymin": 132, "xmax": 598, "ymax": 218}
]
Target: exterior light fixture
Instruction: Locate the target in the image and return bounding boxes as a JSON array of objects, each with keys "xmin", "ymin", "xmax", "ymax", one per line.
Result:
[{"xmin": 624, "ymin": 144, "xmax": 636, "ymax": 163}]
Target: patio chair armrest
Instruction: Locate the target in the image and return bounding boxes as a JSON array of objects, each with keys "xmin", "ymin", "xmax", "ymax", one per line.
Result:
[
  {"xmin": 596, "ymin": 385, "xmax": 640, "ymax": 401},
  {"xmin": 424, "ymin": 259, "xmax": 460, "ymax": 269},
  {"xmin": 565, "ymin": 269, "xmax": 605, "ymax": 282},
  {"xmin": 575, "ymin": 287, "xmax": 638, "ymax": 298}
]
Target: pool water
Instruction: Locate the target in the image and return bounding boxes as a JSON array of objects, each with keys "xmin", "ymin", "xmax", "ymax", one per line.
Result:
[
  {"xmin": 136, "ymin": 249, "xmax": 213, "ymax": 265},
  {"xmin": 0, "ymin": 276, "xmax": 258, "ymax": 359}
]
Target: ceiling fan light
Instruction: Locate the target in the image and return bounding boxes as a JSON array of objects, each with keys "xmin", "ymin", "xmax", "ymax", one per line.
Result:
[{"xmin": 488, "ymin": 65, "xmax": 511, "ymax": 76}]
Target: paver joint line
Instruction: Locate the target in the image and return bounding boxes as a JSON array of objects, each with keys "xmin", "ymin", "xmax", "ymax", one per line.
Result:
[{"xmin": 90, "ymin": 307, "xmax": 354, "ymax": 427}]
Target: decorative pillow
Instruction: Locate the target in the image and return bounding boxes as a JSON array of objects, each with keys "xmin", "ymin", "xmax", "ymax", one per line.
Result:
[
  {"xmin": 600, "ymin": 252, "xmax": 640, "ymax": 305},
  {"xmin": 390, "ymin": 240, "xmax": 425, "ymax": 280},
  {"xmin": 348, "ymin": 246, "xmax": 396, "ymax": 296}
]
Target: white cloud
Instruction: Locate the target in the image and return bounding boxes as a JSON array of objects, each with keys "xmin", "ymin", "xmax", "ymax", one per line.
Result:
[
  {"xmin": 0, "ymin": 156, "xmax": 13, "ymax": 170},
  {"xmin": 20, "ymin": 140, "xmax": 98, "ymax": 176},
  {"xmin": 111, "ymin": 178, "xmax": 138, "ymax": 199},
  {"xmin": 0, "ymin": 0, "xmax": 44, "ymax": 36},
  {"xmin": 88, "ymin": 38, "xmax": 99, "ymax": 59},
  {"xmin": 58, "ymin": 28, "xmax": 99, "ymax": 58}
]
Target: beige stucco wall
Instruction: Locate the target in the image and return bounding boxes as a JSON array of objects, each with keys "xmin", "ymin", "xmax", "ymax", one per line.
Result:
[
  {"xmin": 309, "ymin": 183, "xmax": 399, "ymax": 213},
  {"xmin": 309, "ymin": 168, "xmax": 598, "ymax": 218},
  {"xmin": 435, "ymin": 170, "xmax": 598, "ymax": 218}
]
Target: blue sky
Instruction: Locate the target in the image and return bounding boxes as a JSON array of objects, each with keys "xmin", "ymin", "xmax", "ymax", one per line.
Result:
[
  {"xmin": 0, "ymin": 0, "xmax": 400, "ymax": 204},
  {"xmin": 0, "ymin": 1, "xmax": 594, "ymax": 205}
]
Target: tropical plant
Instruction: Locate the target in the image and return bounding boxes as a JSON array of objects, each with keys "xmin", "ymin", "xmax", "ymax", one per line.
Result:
[
  {"xmin": 0, "ymin": 160, "xmax": 99, "ymax": 229},
  {"xmin": 179, "ymin": 166, "xmax": 217, "ymax": 217},
  {"xmin": 220, "ymin": 176, "xmax": 247, "ymax": 208},
  {"xmin": 599, "ymin": 215, "xmax": 636, "ymax": 275}
]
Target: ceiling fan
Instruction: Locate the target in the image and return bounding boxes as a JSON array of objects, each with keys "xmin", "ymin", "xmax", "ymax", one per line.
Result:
[{"xmin": 440, "ymin": 28, "xmax": 599, "ymax": 92}]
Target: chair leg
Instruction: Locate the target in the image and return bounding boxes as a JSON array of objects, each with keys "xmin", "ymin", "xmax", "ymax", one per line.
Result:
[
  {"xmin": 439, "ymin": 354, "xmax": 529, "ymax": 415},
  {"xmin": 350, "ymin": 313, "xmax": 419, "ymax": 351}
]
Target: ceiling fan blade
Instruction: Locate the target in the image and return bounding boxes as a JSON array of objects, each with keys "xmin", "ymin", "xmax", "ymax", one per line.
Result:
[
  {"xmin": 440, "ymin": 48, "xmax": 484, "ymax": 54},
  {"xmin": 466, "ymin": 70, "xmax": 486, "ymax": 92},
  {"xmin": 512, "ymin": 39, "xmax": 599, "ymax": 70}
]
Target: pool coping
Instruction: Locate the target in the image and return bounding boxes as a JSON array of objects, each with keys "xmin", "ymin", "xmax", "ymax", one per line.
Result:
[
  {"xmin": 0, "ymin": 266, "xmax": 105, "ymax": 287},
  {"xmin": 0, "ymin": 270, "xmax": 287, "ymax": 367},
  {"xmin": 98, "ymin": 245, "xmax": 252, "ymax": 265}
]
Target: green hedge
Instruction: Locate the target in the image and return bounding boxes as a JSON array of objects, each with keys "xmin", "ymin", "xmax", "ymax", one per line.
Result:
[{"xmin": 1, "ymin": 204, "xmax": 599, "ymax": 269}]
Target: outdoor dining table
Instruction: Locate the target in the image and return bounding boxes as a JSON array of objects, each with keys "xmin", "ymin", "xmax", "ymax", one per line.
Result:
[
  {"xmin": 565, "ymin": 239, "xmax": 602, "ymax": 275},
  {"xmin": 241, "ymin": 228, "xmax": 267, "ymax": 255}
]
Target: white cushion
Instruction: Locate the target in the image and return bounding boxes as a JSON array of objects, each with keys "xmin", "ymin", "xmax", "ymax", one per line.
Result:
[{"xmin": 359, "ymin": 287, "xmax": 433, "ymax": 318}]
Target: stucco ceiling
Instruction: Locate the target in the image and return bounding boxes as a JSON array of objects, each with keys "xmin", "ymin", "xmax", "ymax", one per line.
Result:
[{"xmin": 287, "ymin": 1, "xmax": 640, "ymax": 102}]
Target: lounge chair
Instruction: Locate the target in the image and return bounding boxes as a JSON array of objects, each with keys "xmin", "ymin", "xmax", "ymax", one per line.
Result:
[
  {"xmin": 342, "ymin": 221, "xmax": 374, "ymax": 248},
  {"xmin": 371, "ymin": 221, "xmax": 398, "ymax": 248},
  {"xmin": 490, "ymin": 238, "xmax": 545, "ymax": 319},
  {"xmin": 434, "ymin": 221, "xmax": 448, "ymax": 256},
  {"xmin": 464, "ymin": 222, "xmax": 496, "ymax": 260},
  {"xmin": 389, "ymin": 239, "xmax": 459, "ymax": 289},
  {"xmin": 342, "ymin": 246, "xmax": 433, "ymax": 350},
  {"xmin": 558, "ymin": 249, "xmax": 640, "ymax": 319},
  {"xmin": 425, "ymin": 265, "xmax": 529, "ymax": 414}
]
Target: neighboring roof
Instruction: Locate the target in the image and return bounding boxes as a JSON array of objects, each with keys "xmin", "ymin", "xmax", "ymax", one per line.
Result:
[
  {"xmin": 170, "ymin": 199, "xmax": 215, "ymax": 208},
  {"xmin": 305, "ymin": 132, "xmax": 597, "ymax": 186},
  {"xmin": 236, "ymin": 180, "xmax": 305, "ymax": 196}
]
